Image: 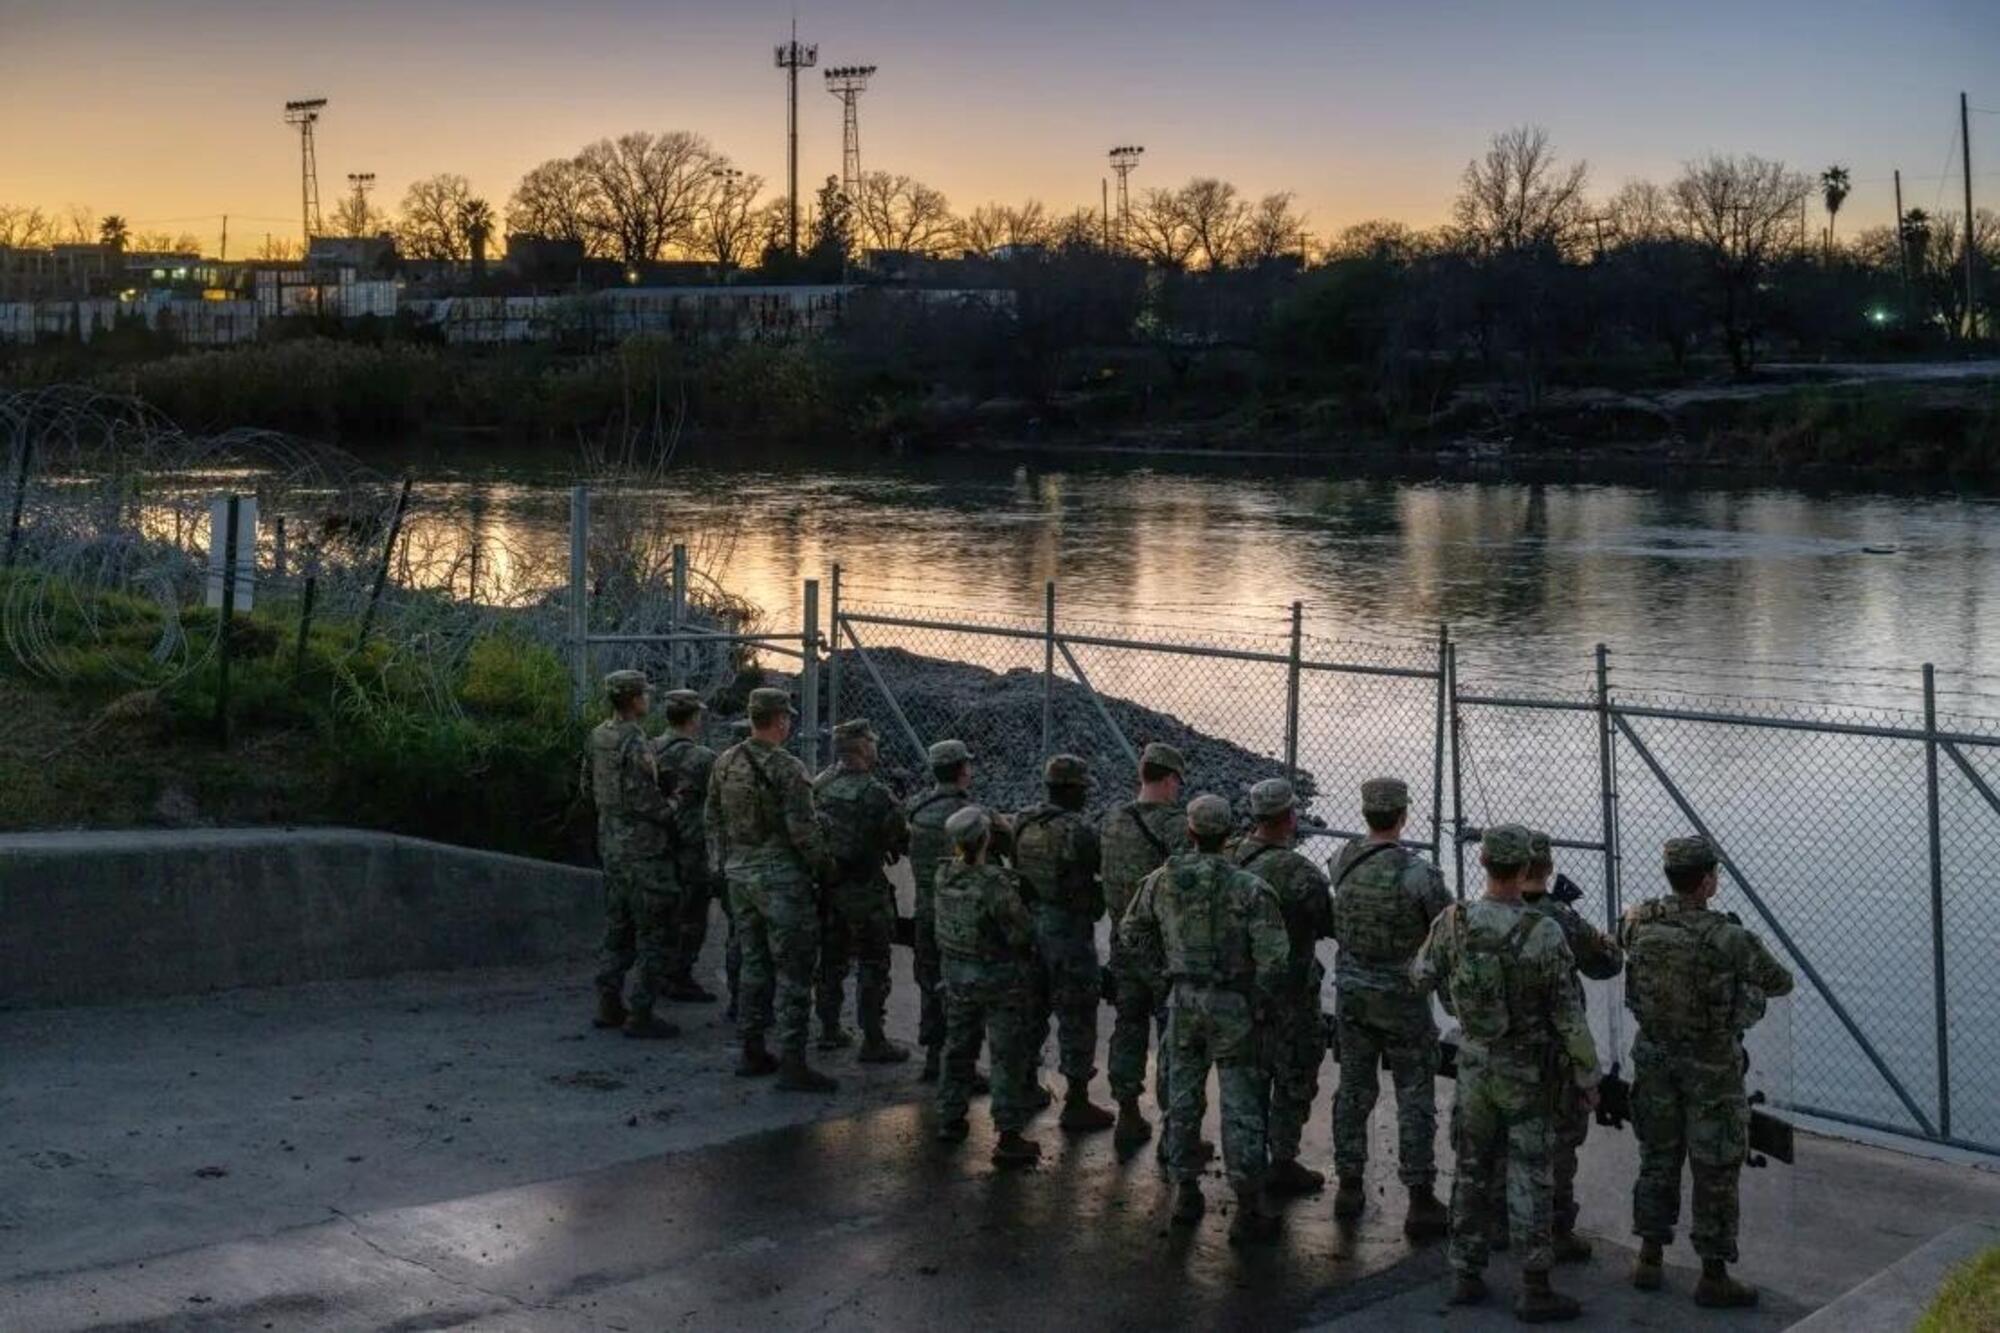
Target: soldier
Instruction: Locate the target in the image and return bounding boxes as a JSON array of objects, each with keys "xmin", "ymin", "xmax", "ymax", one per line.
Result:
[
  {"xmin": 1622, "ymin": 835, "xmax": 1795, "ymax": 1308},
  {"xmin": 1121, "ymin": 794, "xmax": 1290, "ymax": 1244},
  {"xmin": 1233, "ymin": 777, "xmax": 1334, "ymax": 1198},
  {"xmin": 705, "ymin": 686, "xmax": 839, "ymax": 1092},
  {"xmin": 581, "ymin": 669, "xmax": 682, "ymax": 1041},
  {"xmin": 654, "ymin": 689, "xmax": 722, "ymax": 1005},
  {"xmin": 1101, "ymin": 742, "xmax": 1191, "ymax": 1148},
  {"xmin": 905, "ymin": 739, "xmax": 978, "ymax": 1082},
  {"xmin": 1411, "ymin": 824, "xmax": 1600, "ymax": 1323},
  {"xmin": 1328, "ymin": 777, "xmax": 1453, "ymax": 1237},
  {"xmin": 1013, "ymin": 754, "xmax": 1115, "ymax": 1132},
  {"xmin": 812, "ymin": 719, "xmax": 912, "ymax": 1063},
  {"xmin": 933, "ymin": 804, "xmax": 1043, "ymax": 1168}
]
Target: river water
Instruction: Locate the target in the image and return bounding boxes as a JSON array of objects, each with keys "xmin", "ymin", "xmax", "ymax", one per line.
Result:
[{"xmin": 386, "ymin": 444, "xmax": 2000, "ymax": 1151}]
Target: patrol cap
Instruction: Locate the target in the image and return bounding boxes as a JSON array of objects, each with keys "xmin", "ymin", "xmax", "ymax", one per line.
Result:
[
  {"xmin": 1361, "ymin": 777, "xmax": 1409, "ymax": 813},
  {"xmin": 832, "ymin": 718, "xmax": 877, "ymax": 743},
  {"xmin": 1248, "ymin": 778, "xmax": 1296, "ymax": 819},
  {"xmin": 944, "ymin": 804, "xmax": 992, "ymax": 847},
  {"xmin": 1139, "ymin": 742, "xmax": 1186, "ymax": 775},
  {"xmin": 1527, "ymin": 829, "xmax": 1553, "ymax": 865},
  {"xmin": 928, "ymin": 739, "xmax": 973, "ymax": 767},
  {"xmin": 661, "ymin": 688, "xmax": 705, "ymax": 717},
  {"xmin": 1664, "ymin": 835, "xmax": 1720, "ymax": 872},
  {"xmin": 1481, "ymin": 823, "xmax": 1535, "ymax": 866},
  {"xmin": 1187, "ymin": 793, "xmax": 1234, "ymax": 837},
  {"xmin": 1044, "ymin": 753, "xmax": 1090, "ymax": 787},
  {"xmin": 746, "ymin": 687, "xmax": 796, "ymax": 722},
  {"xmin": 604, "ymin": 669, "xmax": 648, "ymax": 703}
]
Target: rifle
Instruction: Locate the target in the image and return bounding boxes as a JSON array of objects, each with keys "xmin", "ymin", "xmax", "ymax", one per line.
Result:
[{"xmin": 1549, "ymin": 873, "xmax": 1584, "ymax": 905}]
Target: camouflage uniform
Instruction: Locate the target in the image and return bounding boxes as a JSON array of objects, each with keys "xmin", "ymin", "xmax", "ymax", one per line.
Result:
[
  {"xmin": 812, "ymin": 726, "xmax": 909, "ymax": 1040},
  {"xmin": 907, "ymin": 776, "xmax": 974, "ymax": 1058},
  {"xmin": 1410, "ymin": 826, "xmax": 1600, "ymax": 1279},
  {"xmin": 1102, "ymin": 771, "xmax": 1191, "ymax": 1104},
  {"xmin": 654, "ymin": 703, "xmax": 720, "ymax": 996},
  {"xmin": 705, "ymin": 692, "xmax": 831, "ymax": 1058},
  {"xmin": 1621, "ymin": 838, "xmax": 1794, "ymax": 1264},
  {"xmin": 1232, "ymin": 783, "xmax": 1333, "ymax": 1171},
  {"xmin": 1120, "ymin": 797, "xmax": 1290, "ymax": 1194},
  {"xmin": 582, "ymin": 681, "xmax": 680, "ymax": 1021},
  {"xmin": 935, "ymin": 842, "xmax": 1041, "ymax": 1135},
  {"xmin": 1329, "ymin": 784, "xmax": 1453, "ymax": 1188},
  {"xmin": 1012, "ymin": 755, "xmax": 1104, "ymax": 1089}
]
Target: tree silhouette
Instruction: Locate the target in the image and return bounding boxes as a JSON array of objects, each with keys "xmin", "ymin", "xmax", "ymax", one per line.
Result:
[
  {"xmin": 1820, "ymin": 165, "xmax": 1850, "ymax": 262},
  {"xmin": 97, "ymin": 214, "xmax": 129, "ymax": 253},
  {"xmin": 460, "ymin": 197, "xmax": 495, "ymax": 274}
]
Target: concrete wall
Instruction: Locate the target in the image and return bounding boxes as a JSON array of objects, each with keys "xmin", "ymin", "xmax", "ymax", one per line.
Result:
[{"xmin": 0, "ymin": 828, "xmax": 603, "ymax": 1009}]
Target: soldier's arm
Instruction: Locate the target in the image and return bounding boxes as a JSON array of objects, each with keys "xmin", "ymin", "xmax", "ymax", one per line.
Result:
[
  {"xmin": 878, "ymin": 785, "xmax": 910, "ymax": 862},
  {"xmin": 1542, "ymin": 924, "xmax": 1602, "ymax": 1087},
  {"xmin": 1302, "ymin": 862, "xmax": 1334, "ymax": 939},
  {"xmin": 703, "ymin": 756, "xmax": 726, "ymax": 869},
  {"xmin": 1247, "ymin": 884, "xmax": 1291, "ymax": 1002},
  {"xmin": 1409, "ymin": 862, "xmax": 1453, "ymax": 923},
  {"xmin": 1119, "ymin": 877, "xmax": 1166, "ymax": 980},
  {"xmin": 781, "ymin": 759, "xmax": 832, "ymax": 873},
  {"xmin": 578, "ymin": 749, "xmax": 594, "ymax": 807},
  {"xmin": 1739, "ymin": 929, "xmax": 1796, "ymax": 999},
  {"xmin": 621, "ymin": 734, "xmax": 676, "ymax": 824},
  {"xmin": 1408, "ymin": 906, "xmax": 1454, "ymax": 999},
  {"xmin": 1566, "ymin": 907, "xmax": 1624, "ymax": 981},
  {"xmin": 995, "ymin": 874, "xmax": 1037, "ymax": 953}
]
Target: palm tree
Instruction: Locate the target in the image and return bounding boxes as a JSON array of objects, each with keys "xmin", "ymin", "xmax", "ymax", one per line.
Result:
[
  {"xmin": 97, "ymin": 214, "xmax": 130, "ymax": 253},
  {"xmin": 459, "ymin": 197, "xmax": 495, "ymax": 276},
  {"xmin": 1820, "ymin": 165, "xmax": 1851, "ymax": 263}
]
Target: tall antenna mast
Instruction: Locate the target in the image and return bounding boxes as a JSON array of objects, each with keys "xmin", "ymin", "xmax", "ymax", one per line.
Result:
[
  {"xmin": 774, "ymin": 20, "xmax": 818, "ymax": 254},
  {"xmin": 284, "ymin": 98, "xmax": 329, "ymax": 251},
  {"xmin": 824, "ymin": 65, "xmax": 876, "ymax": 205},
  {"xmin": 1109, "ymin": 146, "xmax": 1145, "ymax": 249}
]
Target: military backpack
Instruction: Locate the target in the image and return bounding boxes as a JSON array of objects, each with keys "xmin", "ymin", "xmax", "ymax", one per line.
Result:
[
  {"xmin": 815, "ymin": 769, "xmax": 885, "ymax": 881},
  {"xmin": 1446, "ymin": 908, "xmax": 1541, "ymax": 1046},
  {"xmin": 1624, "ymin": 900, "xmax": 1753, "ymax": 1043},
  {"xmin": 1334, "ymin": 842, "xmax": 1431, "ymax": 965},
  {"xmin": 1014, "ymin": 805, "xmax": 1099, "ymax": 916},
  {"xmin": 1157, "ymin": 856, "xmax": 1249, "ymax": 986}
]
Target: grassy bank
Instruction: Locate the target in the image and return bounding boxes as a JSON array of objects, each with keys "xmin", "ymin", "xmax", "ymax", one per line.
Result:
[{"xmin": 1917, "ymin": 1244, "xmax": 2000, "ymax": 1333}]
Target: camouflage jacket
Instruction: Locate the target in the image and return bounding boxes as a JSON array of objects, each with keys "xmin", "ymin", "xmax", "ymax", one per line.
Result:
[
  {"xmin": 1329, "ymin": 838, "xmax": 1452, "ymax": 996},
  {"xmin": 1012, "ymin": 802, "xmax": 1102, "ymax": 918},
  {"xmin": 1619, "ymin": 895, "xmax": 1795, "ymax": 1052},
  {"xmin": 813, "ymin": 764, "xmax": 909, "ymax": 886},
  {"xmin": 581, "ymin": 718, "xmax": 676, "ymax": 863},
  {"xmin": 1100, "ymin": 799, "xmax": 1189, "ymax": 925},
  {"xmin": 1412, "ymin": 897, "xmax": 1600, "ymax": 1087},
  {"xmin": 654, "ymin": 733, "xmax": 717, "ymax": 881},
  {"xmin": 1120, "ymin": 851, "xmax": 1289, "ymax": 1002},
  {"xmin": 934, "ymin": 860, "xmax": 1038, "ymax": 985},
  {"xmin": 704, "ymin": 737, "xmax": 829, "ymax": 881},
  {"xmin": 1523, "ymin": 891, "xmax": 1622, "ymax": 1009},
  {"xmin": 1233, "ymin": 833, "xmax": 1333, "ymax": 996}
]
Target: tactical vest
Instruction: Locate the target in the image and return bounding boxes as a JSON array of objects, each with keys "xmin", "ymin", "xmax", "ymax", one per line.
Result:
[
  {"xmin": 1334, "ymin": 843, "xmax": 1430, "ymax": 965},
  {"xmin": 716, "ymin": 743, "xmax": 792, "ymax": 851},
  {"xmin": 815, "ymin": 769, "xmax": 884, "ymax": 880},
  {"xmin": 589, "ymin": 720, "xmax": 671, "ymax": 860},
  {"xmin": 1447, "ymin": 908, "xmax": 1542, "ymax": 1046},
  {"xmin": 1157, "ymin": 856, "xmax": 1250, "ymax": 986},
  {"xmin": 1625, "ymin": 900, "xmax": 1747, "ymax": 1043},
  {"xmin": 1102, "ymin": 801, "xmax": 1181, "ymax": 920},
  {"xmin": 656, "ymin": 736, "xmax": 711, "ymax": 869},
  {"xmin": 934, "ymin": 862, "xmax": 1021, "ymax": 964},
  {"xmin": 906, "ymin": 788, "xmax": 967, "ymax": 908},
  {"xmin": 1014, "ymin": 805, "xmax": 1099, "ymax": 915}
]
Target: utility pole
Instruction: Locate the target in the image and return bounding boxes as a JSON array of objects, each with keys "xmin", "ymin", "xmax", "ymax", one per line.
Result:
[
  {"xmin": 774, "ymin": 21, "xmax": 818, "ymax": 255},
  {"xmin": 1894, "ymin": 169, "xmax": 1911, "ymax": 323},
  {"xmin": 220, "ymin": 214, "xmax": 229, "ymax": 263},
  {"xmin": 1963, "ymin": 91, "xmax": 1980, "ymax": 340},
  {"xmin": 1101, "ymin": 178, "xmax": 1109, "ymax": 249}
]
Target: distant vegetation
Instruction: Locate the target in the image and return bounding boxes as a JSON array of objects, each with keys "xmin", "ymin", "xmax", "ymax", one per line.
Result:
[{"xmin": 1915, "ymin": 1244, "xmax": 2000, "ymax": 1333}]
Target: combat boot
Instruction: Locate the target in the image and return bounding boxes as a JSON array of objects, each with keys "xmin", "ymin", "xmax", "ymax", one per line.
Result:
[
  {"xmin": 1113, "ymin": 1098, "xmax": 1153, "ymax": 1148},
  {"xmin": 1227, "ymin": 1185, "xmax": 1281, "ymax": 1246},
  {"xmin": 666, "ymin": 979, "xmax": 717, "ymax": 1003},
  {"xmin": 1449, "ymin": 1272, "xmax": 1489, "ymax": 1306},
  {"xmin": 1266, "ymin": 1158, "xmax": 1326, "ymax": 1198},
  {"xmin": 1693, "ymin": 1260, "xmax": 1759, "ymax": 1308},
  {"xmin": 1171, "ymin": 1180, "xmax": 1206, "ymax": 1227},
  {"xmin": 735, "ymin": 1037, "xmax": 779, "ymax": 1078},
  {"xmin": 935, "ymin": 1117, "xmax": 969, "ymax": 1144},
  {"xmin": 816, "ymin": 1023, "xmax": 854, "ymax": 1051},
  {"xmin": 858, "ymin": 1030, "xmax": 911, "ymax": 1064},
  {"xmin": 1028, "ymin": 1079, "xmax": 1053, "ymax": 1111},
  {"xmin": 1332, "ymin": 1174, "xmax": 1367, "ymax": 1220},
  {"xmin": 991, "ymin": 1131, "xmax": 1042, "ymax": 1168},
  {"xmin": 1514, "ymin": 1268, "xmax": 1581, "ymax": 1323},
  {"xmin": 1058, "ymin": 1081, "xmax": 1115, "ymax": 1132},
  {"xmin": 622, "ymin": 1010, "xmax": 680, "ymax": 1040},
  {"xmin": 775, "ymin": 1051, "xmax": 839, "ymax": 1093},
  {"xmin": 1551, "ymin": 1225, "xmax": 1592, "ymax": 1264},
  {"xmin": 919, "ymin": 1044, "xmax": 942, "ymax": 1082},
  {"xmin": 1402, "ymin": 1186, "xmax": 1449, "ymax": 1240},
  {"xmin": 592, "ymin": 991, "xmax": 627, "ymax": 1030},
  {"xmin": 970, "ymin": 1068, "xmax": 992, "ymax": 1095},
  {"xmin": 1631, "ymin": 1239, "xmax": 1664, "ymax": 1291}
]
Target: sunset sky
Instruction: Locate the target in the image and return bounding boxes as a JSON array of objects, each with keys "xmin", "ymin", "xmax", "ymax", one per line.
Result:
[{"xmin": 2, "ymin": 0, "xmax": 1994, "ymax": 257}]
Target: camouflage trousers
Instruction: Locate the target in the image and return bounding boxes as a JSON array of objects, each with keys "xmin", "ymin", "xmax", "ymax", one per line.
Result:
[
  {"xmin": 1107, "ymin": 932, "xmax": 1170, "ymax": 1104},
  {"xmin": 1449, "ymin": 1058, "xmax": 1557, "ymax": 1274},
  {"xmin": 1631, "ymin": 1039, "xmax": 1749, "ymax": 1262},
  {"xmin": 1488, "ymin": 1083, "xmax": 1591, "ymax": 1234},
  {"xmin": 672, "ymin": 865, "xmax": 719, "ymax": 987},
  {"xmin": 1332, "ymin": 985, "xmax": 1439, "ymax": 1187},
  {"xmin": 938, "ymin": 965, "xmax": 1037, "ymax": 1133},
  {"xmin": 594, "ymin": 857, "xmax": 679, "ymax": 1015},
  {"xmin": 728, "ymin": 870, "xmax": 820, "ymax": 1056},
  {"xmin": 1032, "ymin": 906, "xmax": 1100, "ymax": 1085},
  {"xmin": 1166, "ymin": 982, "xmax": 1268, "ymax": 1189},
  {"xmin": 1266, "ymin": 986, "xmax": 1326, "ymax": 1165},
  {"xmin": 815, "ymin": 877, "xmax": 895, "ymax": 1035},
  {"xmin": 914, "ymin": 909, "xmax": 945, "ymax": 1051}
]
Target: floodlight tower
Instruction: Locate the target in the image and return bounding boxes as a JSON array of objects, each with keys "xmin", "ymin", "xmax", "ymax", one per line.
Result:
[
  {"xmin": 1109, "ymin": 146, "xmax": 1144, "ymax": 247},
  {"xmin": 345, "ymin": 172, "xmax": 376, "ymax": 234},
  {"xmin": 774, "ymin": 21, "xmax": 819, "ymax": 254},
  {"xmin": 824, "ymin": 65, "xmax": 877, "ymax": 204},
  {"xmin": 284, "ymin": 98, "xmax": 329, "ymax": 250}
]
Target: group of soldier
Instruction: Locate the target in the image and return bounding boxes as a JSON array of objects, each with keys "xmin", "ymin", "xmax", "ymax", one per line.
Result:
[{"xmin": 583, "ymin": 670, "xmax": 1797, "ymax": 1326}]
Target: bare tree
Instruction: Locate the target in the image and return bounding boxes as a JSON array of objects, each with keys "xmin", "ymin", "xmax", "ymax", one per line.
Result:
[
  {"xmin": 330, "ymin": 187, "xmax": 385, "ymax": 239},
  {"xmin": 1240, "ymin": 191, "xmax": 1310, "ymax": 265},
  {"xmin": 1667, "ymin": 154, "xmax": 1812, "ymax": 374},
  {"xmin": 1607, "ymin": 179, "xmax": 1673, "ymax": 243},
  {"xmin": 1322, "ymin": 219, "xmax": 1431, "ymax": 263},
  {"xmin": 1452, "ymin": 125, "xmax": 1589, "ymax": 256},
  {"xmin": 59, "ymin": 205, "xmax": 96, "ymax": 245},
  {"xmin": 573, "ymin": 131, "xmax": 718, "ymax": 265},
  {"xmin": 1048, "ymin": 206, "xmax": 1106, "ymax": 252},
  {"xmin": 1180, "ymin": 178, "xmax": 1248, "ymax": 269},
  {"xmin": 397, "ymin": 173, "xmax": 474, "ymax": 260},
  {"xmin": 0, "ymin": 205, "xmax": 54, "ymax": 249},
  {"xmin": 130, "ymin": 230, "xmax": 202, "ymax": 253},
  {"xmin": 851, "ymin": 172, "xmax": 957, "ymax": 256},
  {"xmin": 506, "ymin": 157, "xmax": 600, "ymax": 253},
  {"xmin": 1128, "ymin": 186, "xmax": 1197, "ymax": 269},
  {"xmin": 253, "ymin": 234, "xmax": 302, "ymax": 262},
  {"xmin": 695, "ymin": 167, "xmax": 764, "ymax": 270},
  {"xmin": 960, "ymin": 201, "xmax": 1051, "ymax": 256}
]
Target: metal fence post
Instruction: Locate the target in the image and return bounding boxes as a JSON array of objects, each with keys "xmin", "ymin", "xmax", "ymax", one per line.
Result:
[
  {"xmin": 669, "ymin": 543, "xmax": 687, "ymax": 690},
  {"xmin": 356, "ymin": 476, "xmax": 412, "ymax": 652},
  {"xmin": 1596, "ymin": 644, "xmax": 1621, "ymax": 931},
  {"xmin": 828, "ymin": 562, "xmax": 843, "ymax": 733},
  {"xmin": 569, "ymin": 485, "xmax": 589, "ymax": 715},
  {"xmin": 1042, "ymin": 579, "xmax": 1056, "ymax": 758},
  {"xmin": 1284, "ymin": 600, "xmax": 1303, "ymax": 778},
  {"xmin": 3, "ymin": 434, "xmax": 32, "ymax": 570},
  {"xmin": 1924, "ymin": 663, "xmax": 1951, "ymax": 1139},
  {"xmin": 1447, "ymin": 641, "xmax": 1465, "ymax": 898},
  {"xmin": 214, "ymin": 494, "xmax": 240, "ymax": 748},
  {"xmin": 273, "ymin": 515, "xmax": 287, "ymax": 581},
  {"xmin": 801, "ymin": 578, "xmax": 821, "ymax": 772},
  {"xmin": 1430, "ymin": 624, "xmax": 1448, "ymax": 867}
]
